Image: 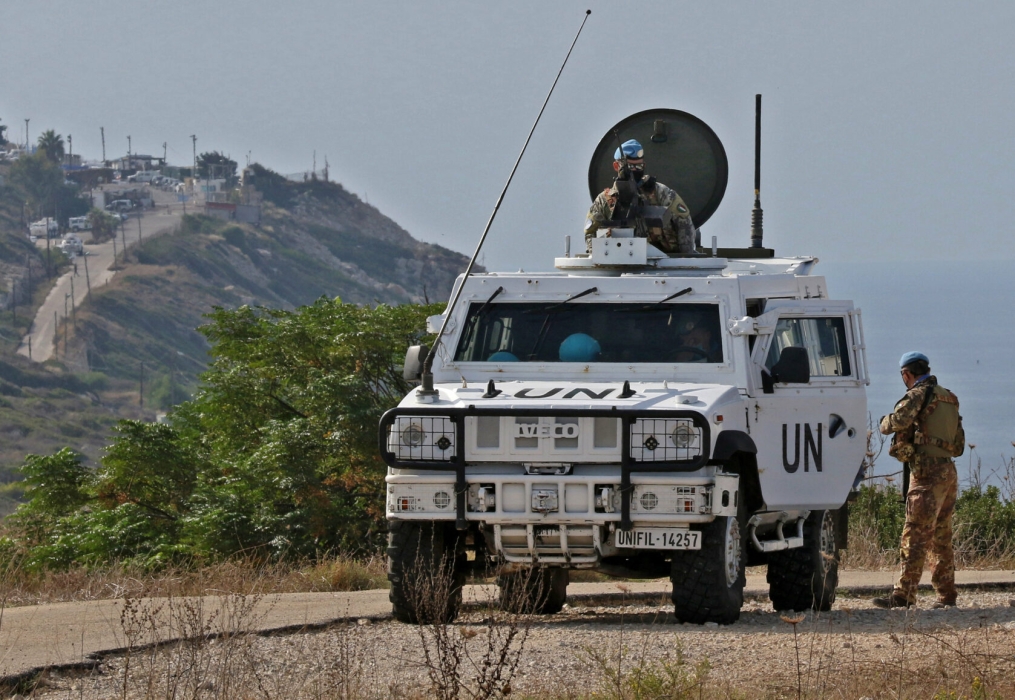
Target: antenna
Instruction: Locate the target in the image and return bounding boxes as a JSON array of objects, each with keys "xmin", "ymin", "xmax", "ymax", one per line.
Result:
[
  {"xmin": 101, "ymin": 126, "xmax": 105, "ymax": 162},
  {"xmin": 417, "ymin": 9, "xmax": 592, "ymax": 399},
  {"xmin": 750, "ymin": 94, "xmax": 764, "ymax": 248}
]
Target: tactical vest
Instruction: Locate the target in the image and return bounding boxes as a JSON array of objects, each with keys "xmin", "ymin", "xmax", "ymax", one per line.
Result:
[
  {"xmin": 888, "ymin": 381, "xmax": 965, "ymax": 462},
  {"xmin": 913, "ymin": 385, "xmax": 964, "ymax": 458}
]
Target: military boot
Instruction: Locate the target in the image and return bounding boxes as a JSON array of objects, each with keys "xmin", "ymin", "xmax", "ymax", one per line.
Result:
[
  {"xmin": 872, "ymin": 593, "xmax": 913, "ymax": 609},
  {"xmin": 931, "ymin": 596, "xmax": 957, "ymax": 609}
]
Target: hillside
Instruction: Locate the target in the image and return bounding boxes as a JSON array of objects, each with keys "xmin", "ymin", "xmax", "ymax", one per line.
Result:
[{"xmin": 0, "ymin": 165, "xmax": 472, "ymax": 479}]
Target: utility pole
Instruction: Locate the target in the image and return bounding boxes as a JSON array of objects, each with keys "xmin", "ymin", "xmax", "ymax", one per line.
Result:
[
  {"xmin": 67, "ymin": 134, "xmax": 72, "ymax": 166},
  {"xmin": 24, "ymin": 119, "xmax": 29, "ymax": 151},
  {"xmin": 190, "ymin": 134, "xmax": 197, "ymax": 176},
  {"xmin": 83, "ymin": 251, "xmax": 91, "ymax": 292},
  {"xmin": 120, "ymin": 217, "xmax": 127, "ymax": 263},
  {"xmin": 163, "ymin": 141, "xmax": 167, "ymax": 164},
  {"xmin": 101, "ymin": 127, "xmax": 106, "ymax": 163},
  {"xmin": 127, "ymin": 135, "xmax": 131, "ymax": 167},
  {"xmin": 45, "ymin": 214, "xmax": 51, "ymax": 278}
]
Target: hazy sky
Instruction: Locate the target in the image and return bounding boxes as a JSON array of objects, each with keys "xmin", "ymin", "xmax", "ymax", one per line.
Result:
[{"xmin": 3, "ymin": 1, "xmax": 1014, "ymax": 271}]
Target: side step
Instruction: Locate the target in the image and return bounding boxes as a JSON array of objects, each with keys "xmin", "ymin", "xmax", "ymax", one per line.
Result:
[{"xmin": 747, "ymin": 511, "xmax": 810, "ymax": 552}]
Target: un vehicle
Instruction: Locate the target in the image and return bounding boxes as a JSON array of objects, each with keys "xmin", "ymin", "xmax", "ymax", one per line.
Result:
[{"xmin": 381, "ymin": 105, "xmax": 869, "ymax": 625}]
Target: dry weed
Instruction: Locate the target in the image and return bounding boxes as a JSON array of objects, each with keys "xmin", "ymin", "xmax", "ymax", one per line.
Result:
[{"xmin": 0, "ymin": 553, "xmax": 387, "ymax": 608}]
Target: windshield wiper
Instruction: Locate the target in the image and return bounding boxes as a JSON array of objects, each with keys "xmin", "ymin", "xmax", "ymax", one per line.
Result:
[
  {"xmin": 459, "ymin": 286, "xmax": 504, "ymax": 359},
  {"xmin": 473, "ymin": 286, "xmax": 504, "ymax": 317},
  {"xmin": 658, "ymin": 286, "xmax": 693, "ymax": 303},
  {"xmin": 525, "ymin": 286, "xmax": 598, "ymax": 359},
  {"xmin": 621, "ymin": 286, "xmax": 693, "ymax": 312},
  {"xmin": 523, "ymin": 286, "xmax": 598, "ymax": 314}
]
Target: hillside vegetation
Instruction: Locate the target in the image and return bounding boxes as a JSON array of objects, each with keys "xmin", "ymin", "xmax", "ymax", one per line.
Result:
[{"xmin": 0, "ymin": 163, "xmax": 470, "ymax": 480}]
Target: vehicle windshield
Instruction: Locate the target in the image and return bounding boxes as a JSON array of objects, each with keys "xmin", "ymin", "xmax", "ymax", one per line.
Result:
[{"xmin": 453, "ymin": 302, "xmax": 723, "ymax": 363}]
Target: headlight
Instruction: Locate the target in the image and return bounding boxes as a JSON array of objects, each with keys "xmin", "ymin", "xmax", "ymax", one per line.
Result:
[
  {"xmin": 401, "ymin": 424, "xmax": 426, "ymax": 447},
  {"xmin": 389, "ymin": 416, "xmax": 456, "ymax": 461},
  {"xmin": 671, "ymin": 424, "xmax": 694, "ymax": 448},
  {"xmin": 630, "ymin": 418, "xmax": 702, "ymax": 462}
]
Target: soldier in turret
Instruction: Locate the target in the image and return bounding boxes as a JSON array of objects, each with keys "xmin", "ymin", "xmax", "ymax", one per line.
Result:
[
  {"xmin": 583, "ymin": 139, "xmax": 697, "ymax": 256},
  {"xmin": 873, "ymin": 352, "xmax": 965, "ymax": 609}
]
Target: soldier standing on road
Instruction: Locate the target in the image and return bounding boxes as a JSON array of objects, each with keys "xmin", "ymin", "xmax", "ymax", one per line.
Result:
[
  {"xmin": 583, "ymin": 139, "xmax": 698, "ymax": 256},
  {"xmin": 873, "ymin": 352, "xmax": 965, "ymax": 609}
]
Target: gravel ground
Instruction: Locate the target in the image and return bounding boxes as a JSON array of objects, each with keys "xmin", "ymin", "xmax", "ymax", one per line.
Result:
[{"xmin": 28, "ymin": 589, "xmax": 1015, "ymax": 699}]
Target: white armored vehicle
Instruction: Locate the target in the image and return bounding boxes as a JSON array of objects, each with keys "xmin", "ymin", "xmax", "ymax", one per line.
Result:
[{"xmin": 382, "ymin": 105, "xmax": 868, "ymax": 625}]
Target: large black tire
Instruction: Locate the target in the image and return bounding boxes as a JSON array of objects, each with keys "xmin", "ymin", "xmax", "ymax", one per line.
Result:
[
  {"xmin": 498, "ymin": 567, "xmax": 569, "ymax": 614},
  {"xmin": 767, "ymin": 510, "xmax": 840, "ymax": 612},
  {"xmin": 670, "ymin": 511, "xmax": 747, "ymax": 625},
  {"xmin": 387, "ymin": 520, "xmax": 466, "ymax": 624}
]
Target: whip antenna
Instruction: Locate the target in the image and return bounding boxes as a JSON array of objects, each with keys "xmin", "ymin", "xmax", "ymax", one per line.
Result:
[
  {"xmin": 750, "ymin": 93, "xmax": 764, "ymax": 248},
  {"xmin": 418, "ymin": 9, "xmax": 592, "ymax": 398}
]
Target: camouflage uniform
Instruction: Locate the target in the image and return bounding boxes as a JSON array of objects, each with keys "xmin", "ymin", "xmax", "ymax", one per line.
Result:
[
  {"xmin": 584, "ymin": 181, "xmax": 697, "ymax": 255},
  {"xmin": 880, "ymin": 376, "xmax": 963, "ymax": 604}
]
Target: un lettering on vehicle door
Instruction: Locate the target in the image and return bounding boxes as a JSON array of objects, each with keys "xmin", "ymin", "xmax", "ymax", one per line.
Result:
[{"xmin": 748, "ymin": 304, "xmax": 868, "ymax": 510}]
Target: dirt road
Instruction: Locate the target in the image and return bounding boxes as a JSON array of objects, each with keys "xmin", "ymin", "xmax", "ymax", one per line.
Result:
[
  {"xmin": 16, "ymin": 186, "xmax": 187, "ymax": 363},
  {"xmin": 4, "ymin": 570, "xmax": 1015, "ymax": 692}
]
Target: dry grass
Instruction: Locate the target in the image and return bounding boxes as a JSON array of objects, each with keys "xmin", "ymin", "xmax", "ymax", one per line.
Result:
[
  {"xmin": 25, "ymin": 594, "xmax": 1015, "ymax": 699},
  {"xmin": 0, "ymin": 554, "xmax": 388, "ymax": 608}
]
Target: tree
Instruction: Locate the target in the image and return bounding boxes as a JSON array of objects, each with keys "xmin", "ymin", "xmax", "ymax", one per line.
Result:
[
  {"xmin": 2, "ymin": 298, "xmax": 441, "ymax": 569},
  {"xmin": 87, "ymin": 208, "xmax": 119, "ymax": 243},
  {"xmin": 0, "ymin": 118, "xmax": 8, "ymax": 146},
  {"xmin": 196, "ymin": 151, "xmax": 237, "ymax": 180},
  {"xmin": 37, "ymin": 129, "xmax": 65, "ymax": 163},
  {"xmin": 9, "ymin": 152, "xmax": 89, "ymax": 224},
  {"xmin": 9, "ymin": 152, "xmax": 63, "ymax": 217}
]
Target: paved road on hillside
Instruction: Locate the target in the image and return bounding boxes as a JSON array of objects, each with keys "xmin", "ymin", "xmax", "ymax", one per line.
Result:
[
  {"xmin": 3, "ymin": 570, "xmax": 1014, "ymax": 682},
  {"xmin": 16, "ymin": 187, "xmax": 190, "ymax": 364}
]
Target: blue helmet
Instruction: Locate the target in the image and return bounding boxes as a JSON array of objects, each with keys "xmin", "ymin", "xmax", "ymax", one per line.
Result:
[
  {"xmin": 559, "ymin": 333, "xmax": 601, "ymax": 362},
  {"xmin": 899, "ymin": 351, "xmax": 929, "ymax": 368},
  {"xmin": 614, "ymin": 139, "xmax": 645, "ymax": 160},
  {"xmin": 487, "ymin": 351, "xmax": 519, "ymax": 362}
]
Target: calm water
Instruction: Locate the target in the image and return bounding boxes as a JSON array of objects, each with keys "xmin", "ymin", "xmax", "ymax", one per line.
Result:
[{"xmin": 819, "ymin": 259, "xmax": 1014, "ymax": 485}]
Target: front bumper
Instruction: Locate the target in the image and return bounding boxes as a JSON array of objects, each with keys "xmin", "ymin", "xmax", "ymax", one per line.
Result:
[{"xmin": 379, "ymin": 406, "xmax": 712, "ymax": 530}]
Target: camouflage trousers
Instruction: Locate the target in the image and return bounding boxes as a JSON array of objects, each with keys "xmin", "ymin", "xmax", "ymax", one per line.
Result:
[{"xmin": 893, "ymin": 458, "xmax": 958, "ymax": 603}]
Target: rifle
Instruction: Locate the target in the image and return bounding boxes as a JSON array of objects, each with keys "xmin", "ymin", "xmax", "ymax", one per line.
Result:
[{"xmin": 900, "ymin": 381, "xmax": 937, "ymax": 500}]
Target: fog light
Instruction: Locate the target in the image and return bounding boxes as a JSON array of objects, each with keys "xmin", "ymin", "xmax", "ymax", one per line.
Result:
[
  {"xmin": 433, "ymin": 490, "xmax": 451, "ymax": 509},
  {"xmin": 639, "ymin": 492, "xmax": 659, "ymax": 510}
]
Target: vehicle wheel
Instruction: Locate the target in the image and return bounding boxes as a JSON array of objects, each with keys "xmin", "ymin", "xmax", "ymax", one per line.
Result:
[
  {"xmin": 670, "ymin": 510, "xmax": 746, "ymax": 625},
  {"xmin": 387, "ymin": 521, "xmax": 466, "ymax": 624},
  {"xmin": 498, "ymin": 567, "xmax": 569, "ymax": 614},
  {"xmin": 767, "ymin": 510, "xmax": 840, "ymax": 612}
]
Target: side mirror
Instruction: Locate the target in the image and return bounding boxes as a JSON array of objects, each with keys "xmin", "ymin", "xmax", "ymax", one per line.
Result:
[
  {"xmin": 761, "ymin": 346, "xmax": 810, "ymax": 393},
  {"xmin": 403, "ymin": 345, "xmax": 429, "ymax": 382}
]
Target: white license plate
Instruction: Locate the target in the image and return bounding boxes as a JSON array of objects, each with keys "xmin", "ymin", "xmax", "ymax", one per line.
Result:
[{"xmin": 615, "ymin": 528, "xmax": 701, "ymax": 550}]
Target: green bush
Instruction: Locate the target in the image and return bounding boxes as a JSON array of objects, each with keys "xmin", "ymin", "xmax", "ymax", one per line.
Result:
[
  {"xmin": 954, "ymin": 485, "xmax": 1015, "ymax": 559},
  {"xmin": 849, "ymin": 483, "xmax": 906, "ymax": 551},
  {"xmin": 2, "ymin": 299, "xmax": 439, "ymax": 570}
]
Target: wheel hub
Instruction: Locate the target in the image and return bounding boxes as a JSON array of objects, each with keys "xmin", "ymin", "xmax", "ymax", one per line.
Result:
[
  {"xmin": 819, "ymin": 511, "xmax": 836, "ymax": 574},
  {"xmin": 724, "ymin": 518, "xmax": 742, "ymax": 587}
]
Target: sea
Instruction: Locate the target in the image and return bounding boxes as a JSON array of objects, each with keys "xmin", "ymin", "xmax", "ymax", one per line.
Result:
[{"xmin": 817, "ymin": 259, "xmax": 1014, "ymax": 488}]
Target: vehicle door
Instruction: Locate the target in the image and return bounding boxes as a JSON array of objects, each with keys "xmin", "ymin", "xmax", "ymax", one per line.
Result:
[{"xmin": 746, "ymin": 300, "xmax": 869, "ymax": 511}]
